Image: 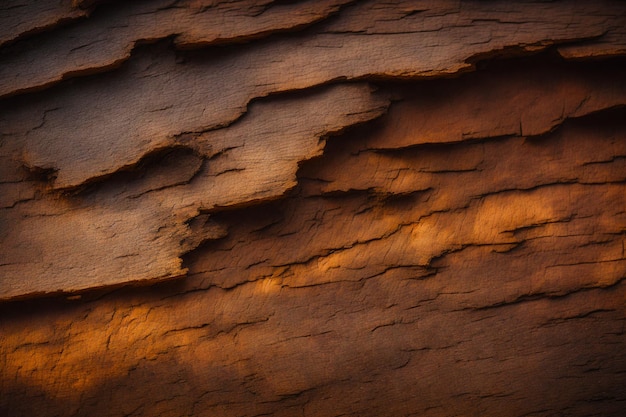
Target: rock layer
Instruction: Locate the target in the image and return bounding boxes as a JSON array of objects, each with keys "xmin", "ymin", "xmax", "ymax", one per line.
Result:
[
  {"xmin": 0, "ymin": 83, "xmax": 389, "ymax": 298},
  {"xmin": 1, "ymin": 1, "xmax": 625, "ymax": 416}
]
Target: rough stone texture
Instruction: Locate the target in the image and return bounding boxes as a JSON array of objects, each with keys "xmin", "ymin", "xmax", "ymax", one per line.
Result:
[
  {"xmin": 1, "ymin": 0, "xmax": 625, "ymax": 416},
  {"xmin": 0, "ymin": 0, "xmax": 353, "ymax": 98},
  {"xmin": 0, "ymin": 0, "xmax": 89, "ymax": 47},
  {"xmin": 0, "ymin": 82, "xmax": 389, "ymax": 298}
]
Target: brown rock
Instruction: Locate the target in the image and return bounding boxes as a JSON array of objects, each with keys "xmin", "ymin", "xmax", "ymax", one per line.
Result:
[
  {"xmin": 0, "ymin": 83, "xmax": 388, "ymax": 299},
  {"xmin": 1, "ymin": 1, "xmax": 625, "ymax": 416},
  {"xmin": 0, "ymin": 0, "xmax": 353, "ymax": 98},
  {"xmin": 0, "ymin": 0, "xmax": 88, "ymax": 47}
]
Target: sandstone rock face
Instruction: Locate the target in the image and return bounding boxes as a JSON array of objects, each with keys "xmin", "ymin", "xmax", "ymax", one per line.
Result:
[{"xmin": 1, "ymin": 1, "xmax": 625, "ymax": 416}]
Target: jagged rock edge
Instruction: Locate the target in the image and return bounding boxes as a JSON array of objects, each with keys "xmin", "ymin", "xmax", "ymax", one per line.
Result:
[{"xmin": 0, "ymin": 0, "xmax": 355, "ymax": 100}]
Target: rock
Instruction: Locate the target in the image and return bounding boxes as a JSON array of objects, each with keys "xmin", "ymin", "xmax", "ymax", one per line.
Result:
[
  {"xmin": 0, "ymin": 83, "xmax": 389, "ymax": 299},
  {"xmin": 1, "ymin": 1, "xmax": 625, "ymax": 416}
]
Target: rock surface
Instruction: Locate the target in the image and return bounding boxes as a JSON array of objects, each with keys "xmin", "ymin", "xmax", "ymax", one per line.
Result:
[{"xmin": 1, "ymin": 1, "xmax": 625, "ymax": 416}]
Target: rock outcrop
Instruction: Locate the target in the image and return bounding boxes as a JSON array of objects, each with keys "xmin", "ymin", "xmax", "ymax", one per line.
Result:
[{"xmin": 1, "ymin": 1, "xmax": 625, "ymax": 416}]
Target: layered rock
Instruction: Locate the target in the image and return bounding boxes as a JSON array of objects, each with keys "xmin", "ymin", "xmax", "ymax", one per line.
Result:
[{"xmin": 1, "ymin": 1, "xmax": 625, "ymax": 416}]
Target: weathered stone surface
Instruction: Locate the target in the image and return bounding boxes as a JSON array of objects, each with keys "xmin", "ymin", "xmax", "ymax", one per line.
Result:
[
  {"xmin": 0, "ymin": 0, "xmax": 89, "ymax": 47},
  {"xmin": 0, "ymin": 83, "xmax": 388, "ymax": 299},
  {"xmin": 1, "ymin": 1, "xmax": 625, "ymax": 416},
  {"xmin": 2, "ymin": 81, "xmax": 625, "ymax": 414},
  {"xmin": 0, "ymin": 0, "xmax": 353, "ymax": 98},
  {"xmin": 2, "ymin": 1, "xmax": 625, "ymax": 191}
]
